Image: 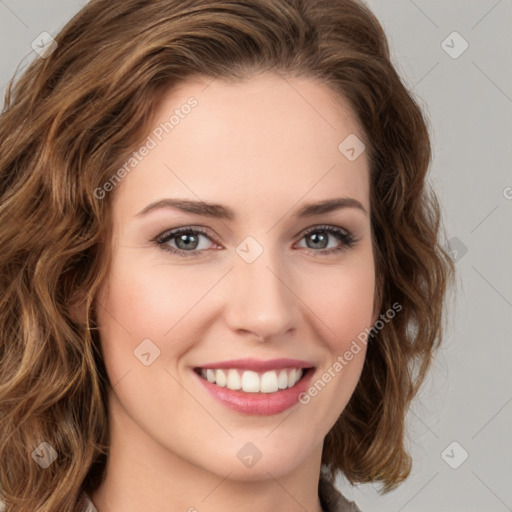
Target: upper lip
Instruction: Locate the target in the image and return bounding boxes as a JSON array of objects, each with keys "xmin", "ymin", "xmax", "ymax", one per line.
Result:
[{"xmin": 194, "ymin": 358, "xmax": 315, "ymax": 372}]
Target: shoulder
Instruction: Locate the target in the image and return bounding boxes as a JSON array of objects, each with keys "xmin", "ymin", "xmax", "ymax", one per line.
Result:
[{"xmin": 318, "ymin": 474, "xmax": 362, "ymax": 512}]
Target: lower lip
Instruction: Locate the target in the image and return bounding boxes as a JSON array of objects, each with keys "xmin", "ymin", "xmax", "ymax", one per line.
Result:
[{"xmin": 194, "ymin": 369, "xmax": 315, "ymax": 416}]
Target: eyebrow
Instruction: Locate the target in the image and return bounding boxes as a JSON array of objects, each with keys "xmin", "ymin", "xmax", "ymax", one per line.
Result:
[{"xmin": 135, "ymin": 197, "xmax": 368, "ymax": 219}]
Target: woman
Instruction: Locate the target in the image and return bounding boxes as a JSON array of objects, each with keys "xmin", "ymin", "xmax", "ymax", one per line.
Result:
[{"xmin": 0, "ymin": 0, "xmax": 455, "ymax": 511}]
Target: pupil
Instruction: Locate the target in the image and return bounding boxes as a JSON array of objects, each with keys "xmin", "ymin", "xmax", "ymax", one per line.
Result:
[
  {"xmin": 309, "ymin": 232, "xmax": 327, "ymax": 249},
  {"xmin": 177, "ymin": 233, "xmax": 198, "ymax": 250}
]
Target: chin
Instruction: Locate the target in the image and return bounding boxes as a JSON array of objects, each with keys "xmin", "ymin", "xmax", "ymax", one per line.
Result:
[{"xmin": 189, "ymin": 433, "xmax": 319, "ymax": 482}]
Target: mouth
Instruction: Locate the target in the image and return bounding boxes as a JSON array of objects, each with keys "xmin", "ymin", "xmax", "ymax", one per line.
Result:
[
  {"xmin": 192, "ymin": 360, "xmax": 316, "ymax": 416},
  {"xmin": 193, "ymin": 366, "xmax": 312, "ymax": 393}
]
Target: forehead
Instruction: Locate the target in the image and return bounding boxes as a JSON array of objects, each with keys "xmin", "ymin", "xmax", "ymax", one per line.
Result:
[{"xmin": 111, "ymin": 72, "xmax": 370, "ymax": 219}]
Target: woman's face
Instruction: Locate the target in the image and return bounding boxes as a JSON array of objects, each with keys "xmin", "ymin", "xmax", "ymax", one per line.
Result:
[{"xmin": 95, "ymin": 72, "xmax": 378, "ymax": 481}]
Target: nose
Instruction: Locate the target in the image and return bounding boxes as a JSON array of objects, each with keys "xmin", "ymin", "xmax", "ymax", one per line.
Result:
[{"xmin": 223, "ymin": 247, "xmax": 300, "ymax": 342}]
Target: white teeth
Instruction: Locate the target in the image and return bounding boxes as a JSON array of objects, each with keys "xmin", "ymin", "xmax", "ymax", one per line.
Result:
[
  {"xmin": 215, "ymin": 369, "xmax": 227, "ymax": 387},
  {"xmin": 288, "ymin": 368, "xmax": 299, "ymax": 388},
  {"xmin": 260, "ymin": 371, "xmax": 279, "ymax": 393},
  {"xmin": 199, "ymin": 367, "xmax": 306, "ymax": 393},
  {"xmin": 226, "ymin": 369, "xmax": 242, "ymax": 390},
  {"xmin": 278, "ymin": 369, "xmax": 288, "ymax": 389},
  {"xmin": 241, "ymin": 370, "xmax": 260, "ymax": 392}
]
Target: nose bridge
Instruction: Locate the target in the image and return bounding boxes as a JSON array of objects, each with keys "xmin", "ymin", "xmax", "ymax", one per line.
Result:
[{"xmin": 225, "ymin": 237, "xmax": 298, "ymax": 340}]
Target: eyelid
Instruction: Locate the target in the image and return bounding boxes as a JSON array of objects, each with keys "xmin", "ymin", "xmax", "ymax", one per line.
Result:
[{"xmin": 298, "ymin": 223, "xmax": 350, "ymax": 237}]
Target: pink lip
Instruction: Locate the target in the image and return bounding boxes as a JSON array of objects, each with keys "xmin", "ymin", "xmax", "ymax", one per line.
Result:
[
  {"xmin": 194, "ymin": 357, "xmax": 314, "ymax": 372},
  {"xmin": 193, "ymin": 367, "xmax": 315, "ymax": 416}
]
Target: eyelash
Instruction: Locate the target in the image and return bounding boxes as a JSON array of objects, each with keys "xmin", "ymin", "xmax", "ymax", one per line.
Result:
[{"xmin": 153, "ymin": 224, "xmax": 357, "ymax": 259}]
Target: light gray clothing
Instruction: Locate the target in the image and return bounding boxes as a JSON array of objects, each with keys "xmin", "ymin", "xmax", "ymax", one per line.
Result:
[{"xmin": 79, "ymin": 475, "xmax": 362, "ymax": 512}]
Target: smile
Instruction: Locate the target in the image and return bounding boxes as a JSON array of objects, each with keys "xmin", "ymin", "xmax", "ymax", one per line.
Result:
[
  {"xmin": 192, "ymin": 360, "xmax": 315, "ymax": 416},
  {"xmin": 196, "ymin": 367, "xmax": 307, "ymax": 393}
]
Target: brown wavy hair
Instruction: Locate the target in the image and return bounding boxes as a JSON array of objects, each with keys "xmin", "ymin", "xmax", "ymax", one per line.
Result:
[{"xmin": 0, "ymin": 0, "xmax": 456, "ymax": 509}]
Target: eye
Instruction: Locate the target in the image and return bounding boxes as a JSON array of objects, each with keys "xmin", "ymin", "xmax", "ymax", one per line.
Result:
[
  {"xmin": 154, "ymin": 227, "xmax": 217, "ymax": 258},
  {"xmin": 153, "ymin": 224, "xmax": 357, "ymax": 258},
  {"xmin": 295, "ymin": 225, "xmax": 356, "ymax": 256}
]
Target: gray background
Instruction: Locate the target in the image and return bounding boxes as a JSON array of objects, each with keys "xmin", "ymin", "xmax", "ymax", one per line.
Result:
[{"xmin": 1, "ymin": 1, "xmax": 511, "ymax": 511}]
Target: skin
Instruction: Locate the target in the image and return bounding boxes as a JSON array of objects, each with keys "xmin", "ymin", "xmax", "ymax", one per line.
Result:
[{"xmin": 91, "ymin": 72, "xmax": 380, "ymax": 512}]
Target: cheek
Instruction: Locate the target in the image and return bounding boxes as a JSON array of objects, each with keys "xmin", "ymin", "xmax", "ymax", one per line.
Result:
[
  {"xmin": 97, "ymin": 250, "xmax": 203, "ymax": 339},
  {"xmin": 299, "ymin": 251, "xmax": 375, "ymax": 402},
  {"xmin": 94, "ymin": 249, "xmax": 229, "ymax": 389},
  {"xmin": 94, "ymin": 251, "xmax": 195, "ymax": 383},
  {"xmin": 305, "ymin": 255, "xmax": 376, "ymax": 349},
  {"xmin": 293, "ymin": 257, "xmax": 374, "ymax": 437}
]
